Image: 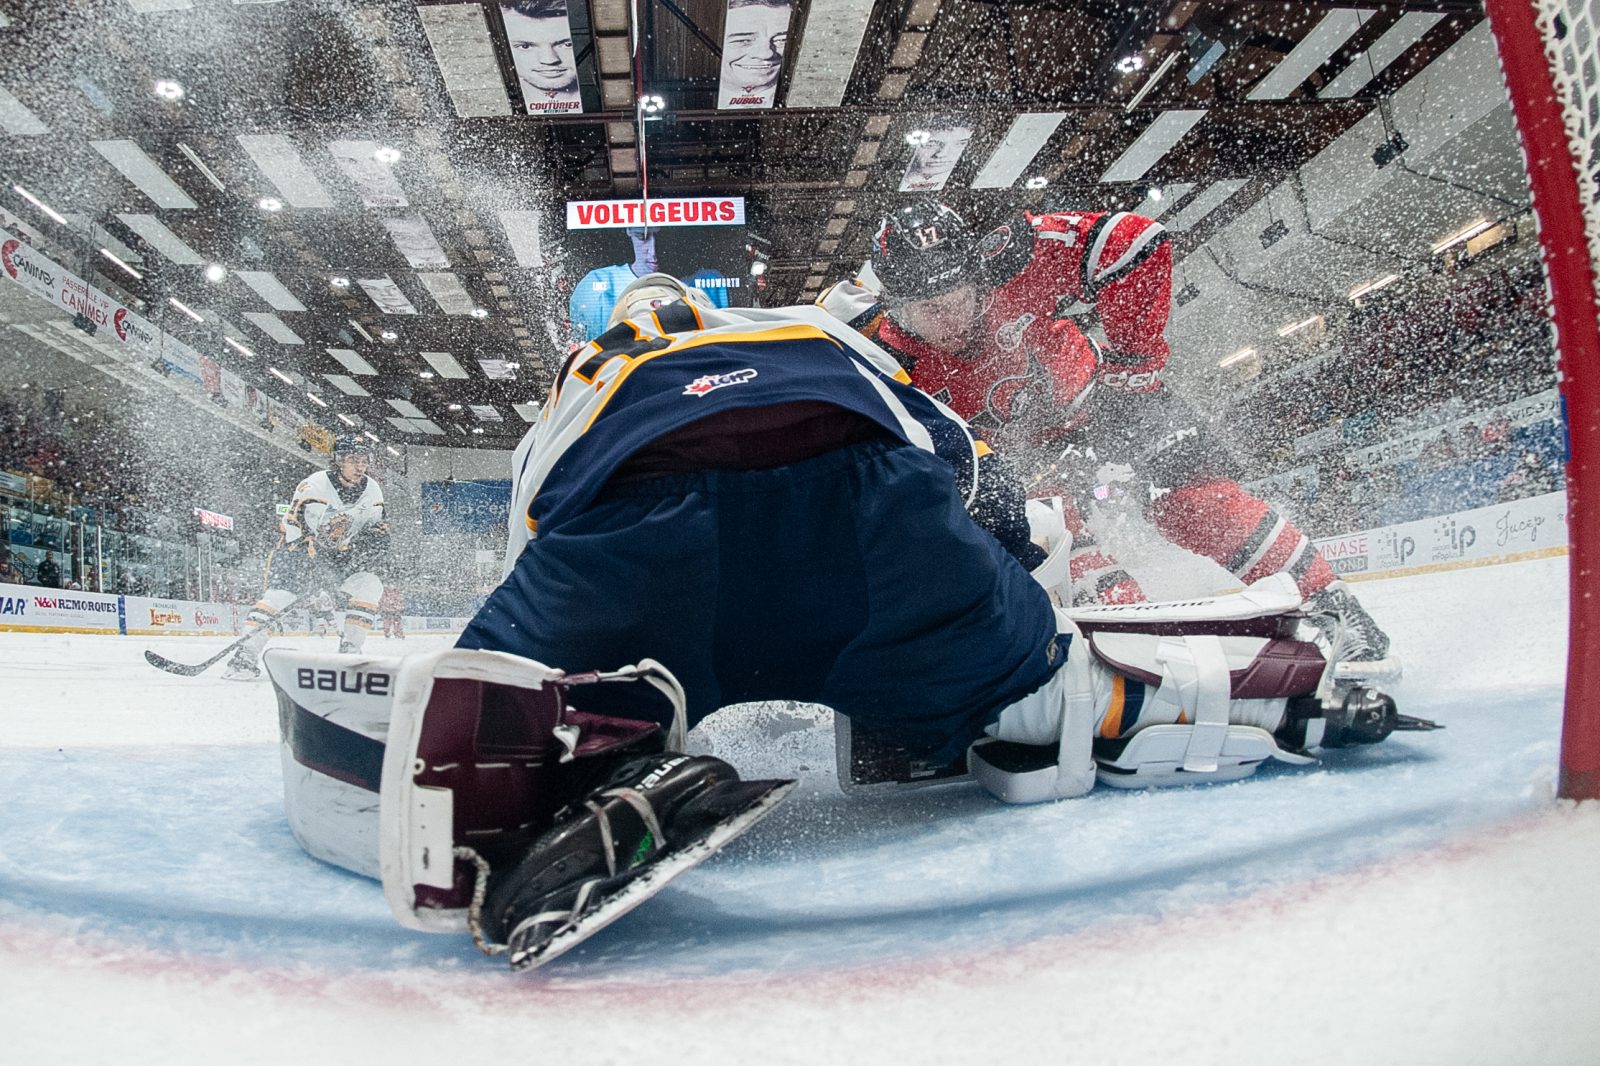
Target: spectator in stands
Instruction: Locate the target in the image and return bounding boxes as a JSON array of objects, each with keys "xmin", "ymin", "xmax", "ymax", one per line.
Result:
[
  {"xmin": 34, "ymin": 554, "xmax": 61, "ymax": 589},
  {"xmin": 1499, "ymin": 450, "xmax": 1559, "ymax": 502},
  {"xmin": 381, "ymin": 584, "xmax": 406, "ymax": 640},
  {"xmin": 0, "ymin": 549, "xmax": 22, "ymax": 584}
]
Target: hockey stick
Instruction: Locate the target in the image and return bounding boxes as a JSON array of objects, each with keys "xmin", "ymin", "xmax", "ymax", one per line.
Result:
[
  {"xmin": 143, "ymin": 633, "xmax": 257, "ymax": 677},
  {"xmin": 143, "ymin": 594, "xmax": 300, "ymax": 676}
]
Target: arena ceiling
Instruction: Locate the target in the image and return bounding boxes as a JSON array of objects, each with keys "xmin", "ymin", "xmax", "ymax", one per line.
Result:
[{"xmin": 0, "ymin": 0, "xmax": 1490, "ymax": 451}]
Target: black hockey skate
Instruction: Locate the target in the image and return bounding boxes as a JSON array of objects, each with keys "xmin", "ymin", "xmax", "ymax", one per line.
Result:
[
  {"xmin": 1304, "ymin": 581, "xmax": 1401, "ymax": 683},
  {"xmin": 1278, "ymin": 686, "xmax": 1441, "ymax": 752},
  {"xmin": 481, "ymin": 752, "xmax": 793, "ymax": 972}
]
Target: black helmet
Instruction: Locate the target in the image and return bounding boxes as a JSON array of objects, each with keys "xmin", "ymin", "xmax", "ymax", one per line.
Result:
[
  {"xmin": 869, "ymin": 200, "xmax": 977, "ymax": 301},
  {"xmin": 331, "ymin": 433, "xmax": 372, "ymax": 464}
]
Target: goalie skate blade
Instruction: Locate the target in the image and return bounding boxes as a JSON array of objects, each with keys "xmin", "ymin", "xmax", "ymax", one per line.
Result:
[{"xmin": 507, "ymin": 779, "xmax": 795, "ymax": 973}]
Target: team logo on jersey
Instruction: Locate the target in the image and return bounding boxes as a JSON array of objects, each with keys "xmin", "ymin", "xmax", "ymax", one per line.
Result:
[
  {"xmin": 978, "ymin": 224, "xmax": 1013, "ymax": 261},
  {"xmin": 994, "ymin": 312, "xmax": 1035, "ymax": 352},
  {"xmin": 683, "ymin": 368, "xmax": 757, "ymax": 396}
]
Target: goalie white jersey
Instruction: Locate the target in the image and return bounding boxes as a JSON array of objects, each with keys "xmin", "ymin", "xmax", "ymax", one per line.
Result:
[{"xmin": 282, "ymin": 471, "xmax": 387, "ymax": 551}]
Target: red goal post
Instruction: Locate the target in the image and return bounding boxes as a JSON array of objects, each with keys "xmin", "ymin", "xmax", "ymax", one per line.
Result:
[{"xmin": 1485, "ymin": 0, "xmax": 1600, "ymax": 800}]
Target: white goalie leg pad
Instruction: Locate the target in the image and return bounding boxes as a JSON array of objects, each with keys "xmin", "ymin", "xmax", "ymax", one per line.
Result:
[
  {"xmin": 265, "ymin": 647, "xmax": 407, "ymax": 879},
  {"xmin": 1150, "ymin": 635, "xmax": 1231, "ymax": 773},
  {"xmin": 981, "ymin": 614, "xmax": 1111, "ymax": 802},
  {"xmin": 1062, "ymin": 571, "xmax": 1302, "ymax": 626}
]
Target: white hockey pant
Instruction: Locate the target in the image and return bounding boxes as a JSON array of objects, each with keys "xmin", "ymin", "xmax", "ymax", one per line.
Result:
[{"xmin": 242, "ymin": 571, "xmax": 384, "ymax": 655}]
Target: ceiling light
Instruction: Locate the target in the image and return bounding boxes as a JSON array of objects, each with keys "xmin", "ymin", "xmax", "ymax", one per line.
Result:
[
  {"xmin": 469, "ymin": 307, "xmax": 489, "ymax": 319},
  {"xmin": 905, "ymin": 129, "xmax": 931, "ymax": 146},
  {"xmin": 330, "ymin": 276, "xmax": 350, "ymax": 288},
  {"xmin": 11, "ymin": 183, "xmax": 67, "ymax": 225},
  {"xmin": 1218, "ymin": 347, "xmax": 1257, "ymax": 368},
  {"xmin": 419, "ymin": 371, "xmax": 434, "ymax": 379},
  {"xmin": 348, "ymin": 319, "xmax": 374, "ymax": 342},
  {"xmin": 1116, "ymin": 55, "xmax": 1146, "ymax": 74},
  {"xmin": 223, "ymin": 337, "xmax": 255, "ymax": 358},
  {"xmin": 100, "ymin": 249, "xmax": 143, "ymax": 280},
  {"xmin": 168, "ymin": 296, "xmax": 204, "ymax": 322},
  {"xmin": 1431, "ymin": 218, "xmax": 1493, "ymax": 254},
  {"xmin": 153, "ymin": 79, "xmax": 185, "ymax": 101},
  {"xmin": 1025, "ymin": 176, "xmax": 1048, "ymax": 190},
  {"xmin": 1349, "ymin": 273, "xmax": 1401, "ymax": 301},
  {"xmin": 305, "ymin": 392, "xmax": 328, "ymax": 408},
  {"xmin": 364, "ymin": 431, "xmax": 380, "ymax": 442},
  {"xmin": 505, "ymin": 362, "xmax": 520, "ymax": 370},
  {"xmin": 1276, "ymin": 315, "xmax": 1324, "ymax": 337},
  {"xmin": 268, "ymin": 366, "xmax": 294, "ymax": 385},
  {"xmin": 257, "ymin": 196, "xmax": 284, "ymax": 212},
  {"xmin": 337, "ymin": 413, "xmax": 356, "ymax": 426},
  {"xmin": 204, "ymin": 263, "xmax": 227, "ymax": 283},
  {"xmin": 750, "ymin": 260, "xmax": 768, "ymax": 276},
  {"xmin": 471, "ymin": 426, "xmax": 484, "ymax": 434},
  {"xmin": 371, "ymin": 146, "xmax": 402, "ymax": 164},
  {"xmin": 640, "ymin": 94, "xmax": 666, "ymax": 114},
  {"xmin": 386, "ymin": 446, "xmax": 400, "ymax": 457},
  {"xmin": 381, "ymin": 329, "xmax": 398, "ymax": 341},
  {"xmin": 1146, "ymin": 186, "xmax": 1163, "ymax": 201},
  {"xmin": 448, "ymin": 403, "xmax": 463, "ymax": 410}
]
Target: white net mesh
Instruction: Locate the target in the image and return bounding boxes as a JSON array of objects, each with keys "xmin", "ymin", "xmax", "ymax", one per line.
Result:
[{"xmin": 1532, "ymin": 0, "xmax": 1600, "ymax": 304}]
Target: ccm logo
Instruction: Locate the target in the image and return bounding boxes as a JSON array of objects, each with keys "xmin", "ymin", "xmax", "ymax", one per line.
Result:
[
  {"xmin": 1098, "ymin": 369, "xmax": 1161, "ymax": 391},
  {"xmin": 297, "ymin": 668, "xmax": 391, "ymax": 696}
]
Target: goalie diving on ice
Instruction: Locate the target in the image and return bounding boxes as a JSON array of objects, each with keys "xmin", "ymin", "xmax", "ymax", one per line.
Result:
[{"xmin": 265, "ymin": 274, "xmax": 1437, "ymax": 971}]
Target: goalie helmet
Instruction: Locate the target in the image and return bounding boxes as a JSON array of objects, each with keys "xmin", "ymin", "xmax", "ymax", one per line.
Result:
[{"xmin": 607, "ymin": 272, "xmax": 716, "ymax": 328}]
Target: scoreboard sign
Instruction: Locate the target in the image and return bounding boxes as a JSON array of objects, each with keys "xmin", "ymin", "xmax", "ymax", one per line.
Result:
[{"xmin": 565, "ymin": 197, "xmax": 746, "ymax": 229}]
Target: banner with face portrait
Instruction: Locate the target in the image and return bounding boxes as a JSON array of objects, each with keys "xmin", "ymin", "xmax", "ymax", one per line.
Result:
[
  {"xmin": 500, "ymin": 1, "xmax": 584, "ymax": 115},
  {"xmin": 898, "ymin": 125, "xmax": 973, "ymax": 193},
  {"xmin": 718, "ymin": 0, "xmax": 792, "ymax": 109}
]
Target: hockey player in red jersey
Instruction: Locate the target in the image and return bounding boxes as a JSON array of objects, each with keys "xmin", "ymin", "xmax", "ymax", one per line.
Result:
[{"xmin": 820, "ymin": 200, "xmax": 1396, "ymax": 677}]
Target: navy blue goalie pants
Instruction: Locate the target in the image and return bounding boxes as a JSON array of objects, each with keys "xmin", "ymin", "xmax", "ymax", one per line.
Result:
[{"xmin": 458, "ymin": 439, "xmax": 1065, "ymax": 763}]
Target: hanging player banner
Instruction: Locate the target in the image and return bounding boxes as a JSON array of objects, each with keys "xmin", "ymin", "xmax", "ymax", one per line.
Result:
[
  {"xmin": 499, "ymin": 1, "xmax": 583, "ymax": 115},
  {"xmin": 193, "ymin": 507, "xmax": 235, "ymax": 531},
  {"xmin": 357, "ymin": 276, "xmax": 420, "ymax": 315},
  {"xmin": 898, "ymin": 124, "xmax": 973, "ymax": 193},
  {"xmin": 717, "ymin": 0, "xmax": 792, "ymax": 110},
  {"xmin": 565, "ymin": 197, "xmax": 746, "ymax": 229}
]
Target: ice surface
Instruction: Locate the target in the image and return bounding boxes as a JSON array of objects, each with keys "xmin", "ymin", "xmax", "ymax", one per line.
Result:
[{"xmin": 3, "ymin": 558, "xmax": 1597, "ymax": 1065}]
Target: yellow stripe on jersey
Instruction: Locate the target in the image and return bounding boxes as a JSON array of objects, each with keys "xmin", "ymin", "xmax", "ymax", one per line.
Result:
[
  {"xmin": 580, "ymin": 323, "xmax": 849, "ymax": 433},
  {"xmin": 1100, "ymin": 671, "xmax": 1127, "ymax": 738}
]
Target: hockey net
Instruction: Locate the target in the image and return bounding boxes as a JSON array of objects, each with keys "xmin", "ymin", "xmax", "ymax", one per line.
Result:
[{"xmin": 1486, "ymin": 0, "xmax": 1600, "ymax": 799}]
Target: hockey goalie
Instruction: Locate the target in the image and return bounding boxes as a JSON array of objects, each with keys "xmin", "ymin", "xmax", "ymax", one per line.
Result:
[{"xmin": 266, "ymin": 275, "xmax": 1436, "ymax": 972}]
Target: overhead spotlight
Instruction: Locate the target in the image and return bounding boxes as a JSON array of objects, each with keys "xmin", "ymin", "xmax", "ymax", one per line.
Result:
[
  {"xmin": 1146, "ymin": 186, "xmax": 1163, "ymax": 201},
  {"xmin": 153, "ymin": 79, "xmax": 185, "ymax": 101},
  {"xmin": 750, "ymin": 260, "xmax": 768, "ymax": 276},
  {"xmin": 381, "ymin": 329, "xmax": 398, "ymax": 340},
  {"xmin": 1218, "ymin": 347, "xmax": 1257, "ymax": 368},
  {"xmin": 268, "ymin": 366, "xmax": 295, "ymax": 385},
  {"xmin": 1349, "ymin": 273, "xmax": 1401, "ymax": 302},
  {"xmin": 305, "ymin": 392, "xmax": 328, "ymax": 408},
  {"xmin": 223, "ymin": 336, "xmax": 255, "ymax": 358},
  {"xmin": 330, "ymin": 276, "xmax": 350, "ymax": 288},
  {"xmin": 363, "ymin": 431, "xmax": 380, "ymax": 442},
  {"xmin": 1025, "ymin": 176, "xmax": 1048, "ymax": 190},
  {"xmin": 506, "ymin": 362, "xmax": 520, "ymax": 370},
  {"xmin": 371, "ymin": 146, "xmax": 401, "ymax": 164},
  {"xmin": 204, "ymin": 263, "xmax": 227, "ymax": 283},
  {"xmin": 905, "ymin": 129, "xmax": 932, "ymax": 147},
  {"xmin": 640, "ymin": 94, "xmax": 666, "ymax": 115},
  {"xmin": 469, "ymin": 307, "xmax": 489, "ymax": 319},
  {"xmin": 257, "ymin": 196, "xmax": 284, "ymax": 212},
  {"xmin": 419, "ymin": 371, "xmax": 434, "ymax": 379},
  {"xmin": 471, "ymin": 426, "xmax": 485, "ymax": 435},
  {"xmin": 448, "ymin": 403, "xmax": 463, "ymax": 411},
  {"xmin": 1116, "ymin": 55, "xmax": 1146, "ymax": 74},
  {"xmin": 386, "ymin": 446, "xmax": 401, "ymax": 457}
]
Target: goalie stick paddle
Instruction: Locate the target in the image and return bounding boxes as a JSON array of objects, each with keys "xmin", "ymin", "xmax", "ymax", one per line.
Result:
[{"xmin": 143, "ymin": 633, "xmax": 255, "ymax": 677}]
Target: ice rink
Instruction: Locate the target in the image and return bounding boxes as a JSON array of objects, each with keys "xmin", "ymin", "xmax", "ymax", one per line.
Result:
[{"xmin": 4, "ymin": 554, "xmax": 1598, "ymax": 1065}]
